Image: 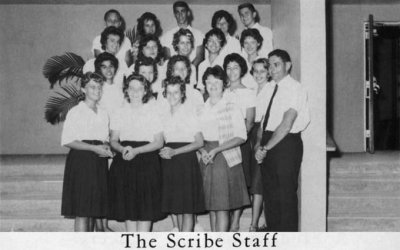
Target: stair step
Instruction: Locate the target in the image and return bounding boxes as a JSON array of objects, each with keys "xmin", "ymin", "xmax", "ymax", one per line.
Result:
[
  {"xmin": 0, "ymin": 155, "xmax": 66, "ymax": 177},
  {"xmin": 0, "ymin": 212, "xmax": 255, "ymax": 232},
  {"xmin": 329, "ymin": 177, "xmax": 400, "ymax": 195},
  {"xmin": 328, "ymin": 196, "xmax": 400, "ymax": 216},
  {"xmin": 329, "ymin": 152, "xmax": 400, "ymax": 178},
  {"xmin": 0, "ymin": 176, "xmax": 63, "ymax": 199},
  {"xmin": 327, "ymin": 217, "xmax": 400, "ymax": 232}
]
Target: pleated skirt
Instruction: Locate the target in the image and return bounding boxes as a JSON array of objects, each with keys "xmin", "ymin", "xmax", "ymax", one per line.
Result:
[
  {"xmin": 161, "ymin": 142, "xmax": 205, "ymax": 214},
  {"xmin": 61, "ymin": 140, "xmax": 108, "ymax": 218},
  {"xmin": 108, "ymin": 141, "xmax": 165, "ymax": 222},
  {"xmin": 199, "ymin": 141, "xmax": 250, "ymax": 211}
]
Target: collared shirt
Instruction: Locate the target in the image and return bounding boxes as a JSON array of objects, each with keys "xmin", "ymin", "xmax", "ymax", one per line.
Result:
[
  {"xmin": 196, "ymin": 54, "xmax": 225, "ymax": 90},
  {"xmin": 220, "ymin": 35, "xmax": 242, "ymax": 58},
  {"xmin": 161, "ymin": 25, "xmax": 204, "ymax": 62},
  {"xmin": 248, "ymin": 23, "xmax": 273, "ymax": 58},
  {"xmin": 161, "ymin": 102, "xmax": 201, "ymax": 143},
  {"xmin": 110, "ymin": 99, "xmax": 163, "ymax": 142},
  {"xmin": 223, "ymin": 87, "xmax": 256, "ymax": 118},
  {"xmin": 199, "ymin": 97, "xmax": 247, "ymax": 141},
  {"xmin": 82, "ymin": 57, "xmax": 128, "ymax": 87},
  {"xmin": 98, "ymin": 81, "xmax": 125, "ymax": 115},
  {"xmin": 255, "ymin": 81, "xmax": 274, "ymax": 123},
  {"xmin": 61, "ymin": 101, "xmax": 109, "ymax": 145},
  {"xmin": 261, "ymin": 75, "xmax": 310, "ymax": 133},
  {"xmin": 91, "ymin": 35, "xmax": 131, "ymax": 64}
]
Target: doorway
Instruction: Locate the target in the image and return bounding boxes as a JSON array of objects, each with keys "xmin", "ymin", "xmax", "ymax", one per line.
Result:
[{"xmin": 364, "ymin": 21, "xmax": 400, "ymax": 151}]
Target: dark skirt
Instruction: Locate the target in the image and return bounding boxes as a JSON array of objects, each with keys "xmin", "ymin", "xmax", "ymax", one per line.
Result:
[
  {"xmin": 61, "ymin": 140, "xmax": 108, "ymax": 218},
  {"xmin": 249, "ymin": 122, "xmax": 263, "ymax": 194},
  {"xmin": 241, "ymin": 136, "xmax": 252, "ymax": 188},
  {"xmin": 161, "ymin": 142, "xmax": 205, "ymax": 214},
  {"xmin": 199, "ymin": 141, "xmax": 250, "ymax": 211},
  {"xmin": 107, "ymin": 141, "xmax": 165, "ymax": 222}
]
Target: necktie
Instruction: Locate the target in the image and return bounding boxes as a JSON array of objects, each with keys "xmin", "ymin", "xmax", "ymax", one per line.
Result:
[{"xmin": 262, "ymin": 83, "xmax": 278, "ymax": 132}]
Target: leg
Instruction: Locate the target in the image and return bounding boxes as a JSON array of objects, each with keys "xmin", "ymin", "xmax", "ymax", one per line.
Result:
[
  {"xmin": 103, "ymin": 218, "xmax": 113, "ymax": 232},
  {"xmin": 250, "ymin": 194, "xmax": 264, "ymax": 231},
  {"xmin": 209, "ymin": 211, "xmax": 216, "ymax": 232},
  {"xmin": 181, "ymin": 214, "xmax": 194, "ymax": 232},
  {"xmin": 74, "ymin": 217, "xmax": 89, "ymax": 232},
  {"xmin": 215, "ymin": 210, "xmax": 229, "ymax": 232},
  {"xmin": 137, "ymin": 221, "xmax": 152, "ymax": 232},
  {"xmin": 177, "ymin": 214, "xmax": 183, "ymax": 232},
  {"xmin": 125, "ymin": 220, "xmax": 137, "ymax": 232},
  {"xmin": 88, "ymin": 217, "xmax": 95, "ymax": 232},
  {"xmin": 229, "ymin": 208, "xmax": 242, "ymax": 232},
  {"xmin": 170, "ymin": 214, "xmax": 179, "ymax": 231},
  {"xmin": 95, "ymin": 218, "xmax": 104, "ymax": 232}
]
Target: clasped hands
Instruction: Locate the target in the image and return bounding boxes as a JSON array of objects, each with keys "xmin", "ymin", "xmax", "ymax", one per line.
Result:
[
  {"xmin": 121, "ymin": 146, "xmax": 140, "ymax": 161},
  {"xmin": 200, "ymin": 149, "xmax": 217, "ymax": 165},
  {"xmin": 255, "ymin": 146, "xmax": 268, "ymax": 164},
  {"xmin": 93, "ymin": 144, "xmax": 114, "ymax": 158},
  {"xmin": 159, "ymin": 147, "xmax": 176, "ymax": 159}
]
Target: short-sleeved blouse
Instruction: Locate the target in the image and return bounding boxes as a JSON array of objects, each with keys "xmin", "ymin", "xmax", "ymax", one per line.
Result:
[
  {"xmin": 199, "ymin": 98, "xmax": 247, "ymax": 141},
  {"xmin": 161, "ymin": 102, "xmax": 201, "ymax": 143},
  {"xmin": 223, "ymin": 87, "xmax": 256, "ymax": 118},
  {"xmin": 61, "ymin": 101, "xmax": 109, "ymax": 146},
  {"xmin": 255, "ymin": 82, "xmax": 274, "ymax": 123},
  {"xmin": 110, "ymin": 99, "xmax": 163, "ymax": 142}
]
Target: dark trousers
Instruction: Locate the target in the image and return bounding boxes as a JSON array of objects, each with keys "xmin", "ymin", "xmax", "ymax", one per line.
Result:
[{"xmin": 260, "ymin": 131, "xmax": 303, "ymax": 232}]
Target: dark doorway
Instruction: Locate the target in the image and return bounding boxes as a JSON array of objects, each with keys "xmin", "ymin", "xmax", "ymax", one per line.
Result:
[{"xmin": 373, "ymin": 25, "xmax": 400, "ymax": 150}]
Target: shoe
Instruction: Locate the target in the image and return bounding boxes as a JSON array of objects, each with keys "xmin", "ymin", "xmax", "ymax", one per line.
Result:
[
  {"xmin": 256, "ymin": 224, "xmax": 268, "ymax": 232},
  {"xmin": 194, "ymin": 223, "xmax": 205, "ymax": 232}
]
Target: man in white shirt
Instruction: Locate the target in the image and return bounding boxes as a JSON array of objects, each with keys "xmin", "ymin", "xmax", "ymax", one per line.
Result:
[
  {"xmin": 161, "ymin": 1, "xmax": 204, "ymax": 67},
  {"xmin": 238, "ymin": 3, "xmax": 273, "ymax": 58},
  {"xmin": 255, "ymin": 49, "xmax": 310, "ymax": 232}
]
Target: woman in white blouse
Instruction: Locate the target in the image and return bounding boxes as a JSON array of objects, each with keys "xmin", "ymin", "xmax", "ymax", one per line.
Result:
[
  {"xmin": 61, "ymin": 72, "xmax": 113, "ymax": 232},
  {"xmin": 248, "ymin": 58, "xmax": 271, "ymax": 231},
  {"xmin": 198, "ymin": 65, "xmax": 250, "ymax": 232},
  {"xmin": 108, "ymin": 73, "xmax": 165, "ymax": 232},
  {"xmin": 240, "ymin": 29, "xmax": 263, "ymax": 69},
  {"xmin": 159, "ymin": 76, "xmax": 205, "ymax": 232},
  {"xmin": 133, "ymin": 56, "xmax": 158, "ymax": 98}
]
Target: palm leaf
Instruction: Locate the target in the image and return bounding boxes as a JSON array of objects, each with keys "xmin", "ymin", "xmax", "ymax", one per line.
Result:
[
  {"xmin": 43, "ymin": 52, "xmax": 85, "ymax": 89},
  {"xmin": 126, "ymin": 26, "xmax": 137, "ymax": 47},
  {"xmin": 44, "ymin": 83, "xmax": 84, "ymax": 125}
]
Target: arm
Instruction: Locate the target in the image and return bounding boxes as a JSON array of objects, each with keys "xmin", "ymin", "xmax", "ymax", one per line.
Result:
[
  {"xmin": 160, "ymin": 132, "xmax": 204, "ymax": 159},
  {"xmin": 255, "ymin": 108, "xmax": 297, "ymax": 162},
  {"xmin": 203, "ymin": 137, "xmax": 245, "ymax": 165},
  {"xmin": 192, "ymin": 45, "xmax": 204, "ymax": 68},
  {"xmin": 133, "ymin": 132, "xmax": 164, "ymax": 155},
  {"xmin": 64, "ymin": 140, "xmax": 113, "ymax": 158}
]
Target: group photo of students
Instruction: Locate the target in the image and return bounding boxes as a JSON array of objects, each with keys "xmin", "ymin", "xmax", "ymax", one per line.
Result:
[{"xmin": 59, "ymin": 1, "xmax": 310, "ymax": 233}]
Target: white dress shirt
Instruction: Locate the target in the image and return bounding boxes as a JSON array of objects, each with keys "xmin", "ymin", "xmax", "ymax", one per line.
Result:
[
  {"xmin": 261, "ymin": 75, "xmax": 310, "ymax": 133},
  {"xmin": 223, "ymin": 87, "xmax": 256, "ymax": 118},
  {"xmin": 61, "ymin": 101, "xmax": 109, "ymax": 146},
  {"xmin": 197, "ymin": 54, "xmax": 225, "ymax": 91}
]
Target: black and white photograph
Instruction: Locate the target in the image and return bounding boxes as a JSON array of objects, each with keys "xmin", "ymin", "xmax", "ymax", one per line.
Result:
[{"xmin": 0, "ymin": 0, "xmax": 399, "ymax": 248}]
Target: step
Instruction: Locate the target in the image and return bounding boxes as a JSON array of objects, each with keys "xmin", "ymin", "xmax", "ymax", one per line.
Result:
[
  {"xmin": 327, "ymin": 217, "xmax": 400, "ymax": 232},
  {"xmin": 0, "ymin": 212, "xmax": 254, "ymax": 232},
  {"xmin": 328, "ymin": 196, "xmax": 400, "ymax": 216},
  {"xmin": 0, "ymin": 155, "xmax": 66, "ymax": 177},
  {"xmin": 329, "ymin": 177, "xmax": 400, "ymax": 195},
  {"xmin": 329, "ymin": 152, "xmax": 400, "ymax": 178},
  {"xmin": 0, "ymin": 176, "xmax": 63, "ymax": 199}
]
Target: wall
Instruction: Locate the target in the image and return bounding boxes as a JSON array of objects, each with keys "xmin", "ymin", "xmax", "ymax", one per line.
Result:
[
  {"xmin": 0, "ymin": 3, "xmax": 271, "ymax": 154},
  {"xmin": 330, "ymin": 3, "xmax": 400, "ymax": 152}
]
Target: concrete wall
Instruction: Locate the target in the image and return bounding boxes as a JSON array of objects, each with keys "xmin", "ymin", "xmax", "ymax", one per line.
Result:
[
  {"xmin": 0, "ymin": 3, "xmax": 271, "ymax": 154},
  {"xmin": 330, "ymin": 3, "xmax": 400, "ymax": 152}
]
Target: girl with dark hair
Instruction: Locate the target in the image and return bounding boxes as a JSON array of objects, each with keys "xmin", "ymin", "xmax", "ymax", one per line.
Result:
[
  {"xmin": 159, "ymin": 76, "xmax": 205, "ymax": 232},
  {"xmin": 197, "ymin": 28, "xmax": 227, "ymax": 93},
  {"xmin": 223, "ymin": 53, "xmax": 256, "ymax": 232},
  {"xmin": 240, "ymin": 28, "xmax": 264, "ymax": 68},
  {"xmin": 126, "ymin": 35, "xmax": 167, "ymax": 95},
  {"xmin": 61, "ymin": 72, "xmax": 113, "ymax": 232},
  {"xmin": 92, "ymin": 9, "xmax": 131, "ymax": 63},
  {"xmin": 211, "ymin": 10, "xmax": 241, "ymax": 57},
  {"xmin": 108, "ymin": 73, "xmax": 165, "ymax": 232},
  {"xmin": 198, "ymin": 65, "xmax": 250, "ymax": 232}
]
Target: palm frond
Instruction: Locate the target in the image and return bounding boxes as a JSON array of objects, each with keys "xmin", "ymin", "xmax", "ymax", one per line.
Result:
[
  {"xmin": 44, "ymin": 83, "xmax": 84, "ymax": 125},
  {"xmin": 43, "ymin": 52, "xmax": 85, "ymax": 89},
  {"xmin": 126, "ymin": 26, "xmax": 137, "ymax": 47}
]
